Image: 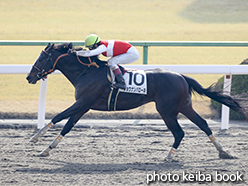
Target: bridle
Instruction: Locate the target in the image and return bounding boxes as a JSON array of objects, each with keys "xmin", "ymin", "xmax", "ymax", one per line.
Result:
[
  {"xmin": 34, "ymin": 49, "xmax": 99, "ymax": 80},
  {"xmin": 32, "ymin": 50, "xmax": 53, "ymax": 80}
]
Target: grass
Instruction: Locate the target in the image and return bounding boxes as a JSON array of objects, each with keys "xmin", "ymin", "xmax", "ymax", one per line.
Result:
[{"xmin": 0, "ymin": 0, "xmax": 248, "ymax": 114}]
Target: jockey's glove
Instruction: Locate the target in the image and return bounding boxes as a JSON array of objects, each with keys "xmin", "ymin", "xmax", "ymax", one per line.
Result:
[{"xmin": 67, "ymin": 49, "xmax": 76, "ymax": 55}]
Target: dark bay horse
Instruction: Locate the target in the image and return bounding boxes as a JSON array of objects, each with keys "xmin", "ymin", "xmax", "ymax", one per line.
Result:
[{"xmin": 26, "ymin": 43, "xmax": 246, "ymax": 160}]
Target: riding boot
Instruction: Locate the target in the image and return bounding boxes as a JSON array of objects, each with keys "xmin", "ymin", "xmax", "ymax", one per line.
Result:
[{"xmin": 113, "ymin": 73, "xmax": 126, "ymax": 90}]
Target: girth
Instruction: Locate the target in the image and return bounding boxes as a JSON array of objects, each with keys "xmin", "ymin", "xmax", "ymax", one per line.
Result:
[{"xmin": 107, "ymin": 88, "xmax": 120, "ymax": 111}]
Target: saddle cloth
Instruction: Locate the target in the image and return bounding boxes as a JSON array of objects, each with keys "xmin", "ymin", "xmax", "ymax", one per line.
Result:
[
  {"xmin": 108, "ymin": 66, "xmax": 147, "ymax": 95},
  {"xmin": 107, "ymin": 66, "xmax": 147, "ymax": 111}
]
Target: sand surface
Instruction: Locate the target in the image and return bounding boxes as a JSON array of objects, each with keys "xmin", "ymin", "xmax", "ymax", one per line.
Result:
[{"xmin": 0, "ymin": 120, "xmax": 247, "ymax": 186}]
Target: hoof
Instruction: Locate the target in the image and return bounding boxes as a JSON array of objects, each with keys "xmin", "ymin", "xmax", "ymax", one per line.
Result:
[
  {"xmin": 164, "ymin": 157, "xmax": 173, "ymax": 162},
  {"xmin": 29, "ymin": 137, "xmax": 38, "ymax": 143},
  {"xmin": 164, "ymin": 158, "xmax": 179, "ymax": 163},
  {"xmin": 164, "ymin": 156, "xmax": 179, "ymax": 162},
  {"xmin": 39, "ymin": 151, "xmax": 50, "ymax": 157},
  {"xmin": 219, "ymin": 150, "xmax": 238, "ymax": 159},
  {"xmin": 39, "ymin": 149, "xmax": 50, "ymax": 157}
]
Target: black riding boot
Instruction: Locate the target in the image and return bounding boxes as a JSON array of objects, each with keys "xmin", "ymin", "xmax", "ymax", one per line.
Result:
[{"xmin": 113, "ymin": 73, "xmax": 126, "ymax": 90}]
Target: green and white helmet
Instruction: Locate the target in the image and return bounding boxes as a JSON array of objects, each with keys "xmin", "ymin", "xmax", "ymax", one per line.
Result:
[{"xmin": 85, "ymin": 34, "xmax": 101, "ymax": 48}]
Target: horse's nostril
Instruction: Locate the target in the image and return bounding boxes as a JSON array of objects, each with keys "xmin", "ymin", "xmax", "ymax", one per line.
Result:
[{"xmin": 26, "ymin": 75, "xmax": 31, "ymax": 81}]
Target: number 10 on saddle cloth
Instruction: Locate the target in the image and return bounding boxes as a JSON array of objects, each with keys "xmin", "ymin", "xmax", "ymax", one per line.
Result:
[
  {"xmin": 120, "ymin": 69, "xmax": 147, "ymax": 95},
  {"xmin": 108, "ymin": 69, "xmax": 147, "ymax": 111}
]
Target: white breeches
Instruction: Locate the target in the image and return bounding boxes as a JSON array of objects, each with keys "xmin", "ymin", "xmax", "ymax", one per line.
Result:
[{"xmin": 108, "ymin": 46, "xmax": 139, "ymax": 70}]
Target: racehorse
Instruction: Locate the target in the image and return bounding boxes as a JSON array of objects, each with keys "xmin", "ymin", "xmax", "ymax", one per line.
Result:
[{"xmin": 26, "ymin": 43, "xmax": 246, "ymax": 160}]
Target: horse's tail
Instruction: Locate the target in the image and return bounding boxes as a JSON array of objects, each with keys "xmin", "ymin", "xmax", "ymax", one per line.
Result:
[{"xmin": 182, "ymin": 74, "xmax": 247, "ymax": 118}]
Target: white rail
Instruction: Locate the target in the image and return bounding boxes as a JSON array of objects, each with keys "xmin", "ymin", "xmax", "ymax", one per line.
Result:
[{"xmin": 1, "ymin": 64, "xmax": 248, "ymax": 129}]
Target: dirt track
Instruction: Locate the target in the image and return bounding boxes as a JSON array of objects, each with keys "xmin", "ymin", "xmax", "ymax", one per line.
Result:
[{"xmin": 0, "ymin": 120, "xmax": 247, "ymax": 186}]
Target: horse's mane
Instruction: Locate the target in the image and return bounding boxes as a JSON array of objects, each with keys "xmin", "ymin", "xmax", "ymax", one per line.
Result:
[
  {"xmin": 53, "ymin": 43, "xmax": 74, "ymax": 53},
  {"xmin": 53, "ymin": 42, "xmax": 107, "ymax": 67}
]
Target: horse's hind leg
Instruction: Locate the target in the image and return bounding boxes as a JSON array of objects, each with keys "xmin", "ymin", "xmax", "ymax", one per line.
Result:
[
  {"xmin": 180, "ymin": 100, "xmax": 237, "ymax": 159},
  {"xmin": 39, "ymin": 111, "xmax": 85, "ymax": 157},
  {"xmin": 156, "ymin": 101, "xmax": 185, "ymax": 160},
  {"xmin": 160, "ymin": 114, "xmax": 185, "ymax": 161}
]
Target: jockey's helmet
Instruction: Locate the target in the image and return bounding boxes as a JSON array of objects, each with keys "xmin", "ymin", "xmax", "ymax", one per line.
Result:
[{"xmin": 85, "ymin": 34, "xmax": 101, "ymax": 48}]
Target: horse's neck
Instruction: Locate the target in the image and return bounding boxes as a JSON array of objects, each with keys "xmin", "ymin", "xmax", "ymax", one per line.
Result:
[
  {"xmin": 56, "ymin": 55, "xmax": 88, "ymax": 87},
  {"xmin": 53, "ymin": 51, "xmax": 108, "ymax": 87}
]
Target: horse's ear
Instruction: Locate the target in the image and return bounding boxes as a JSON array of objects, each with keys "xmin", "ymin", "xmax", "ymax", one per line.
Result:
[
  {"xmin": 47, "ymin": 43, "xmax": 54, "ymax": 52},
  {"xmin": 44, "ymin": 43, "xmax": 51, "ymax": 50},
  {"xmin": 68, "ymin": 42, "xmax": 73, "ymax": 49}
]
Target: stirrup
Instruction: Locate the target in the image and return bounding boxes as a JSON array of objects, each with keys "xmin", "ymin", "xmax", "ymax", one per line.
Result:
[
  {"xmin": 113, "ymin": 73, "xmax": 126, "ymax": 90},
  {"xmin": 112, "ymin": 83, "xmax": 126, "ymax": 90}
]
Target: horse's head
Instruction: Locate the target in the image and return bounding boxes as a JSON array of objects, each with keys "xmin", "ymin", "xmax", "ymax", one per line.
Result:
[
  {"xmin": 27, "ymin": 42, "xmax": 104, "ymax": 84},
  {"xmin": 26, "ymin": 43, "xmax": 55, "ymax": 84},
  {"xmin": 26, "ymin": 43, "xmax": 73, "ymax": 84}
]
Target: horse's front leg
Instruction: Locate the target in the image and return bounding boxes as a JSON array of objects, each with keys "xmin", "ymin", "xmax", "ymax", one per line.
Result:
[
  {"xmin": 29, "ymin": 99, "xmax": 88, "ymax": 143},
  {"xmin": 29, "ymin": 121, "xmax": 54, "ymax": 143},
  {"xmin": 39, "ymin": 110, "xmax": 87, "ymax": 157}
]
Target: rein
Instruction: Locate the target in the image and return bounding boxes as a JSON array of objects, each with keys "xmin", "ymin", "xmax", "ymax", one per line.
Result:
[
  {"xmin": 76, "ymin": 55, "xmax": 99, "ymax": 68},
  {"xmin": 74, "ymin": 55, "xmax": 99, "ymax": 81},
  {"xmin": 36, "ymin": 50, "xmax": 100, "ymax": 79},
  {"xmin": 51, "ymin": 53, "xmax": 69, "ymax": 72},
  {"xmin": 51, "ymin": 53, "xmax": 100, "ymax": 72}
]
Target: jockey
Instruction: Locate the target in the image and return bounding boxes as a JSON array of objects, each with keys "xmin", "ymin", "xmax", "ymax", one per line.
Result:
[{"xmin": 69, "ymin": 34, "xmax": 140, "ymax": 90}]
